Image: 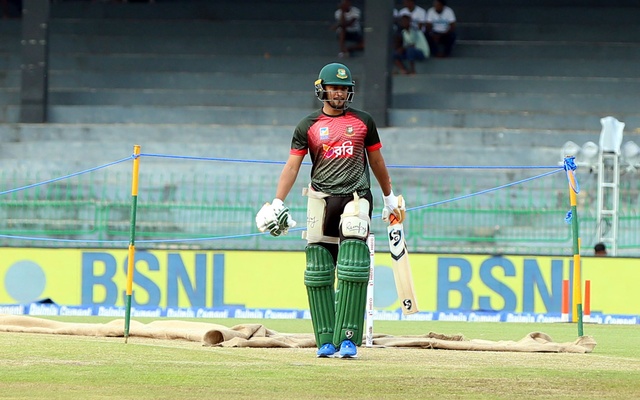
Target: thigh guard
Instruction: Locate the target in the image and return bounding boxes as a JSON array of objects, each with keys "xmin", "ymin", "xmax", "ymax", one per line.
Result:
[
  {"xmin": 340, "ymin": 193, "xmax": 370, "ymax": 240},
  {"xmin": 303, "ymin": 186, "xmax": 339, "ymax": 244}
]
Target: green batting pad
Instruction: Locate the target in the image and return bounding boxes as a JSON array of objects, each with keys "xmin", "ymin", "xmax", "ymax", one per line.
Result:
[
  {"xmin": 333, "ymin": 239, "xmax": 370, "ymax": 347},
  {"xmin": 304, "ymin": 244, "xmax": 336, "ymax": 347}
]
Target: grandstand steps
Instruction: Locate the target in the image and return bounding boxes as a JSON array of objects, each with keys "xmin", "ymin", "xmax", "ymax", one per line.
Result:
[
  {"xmin": 393, "ymin": 0, "xmax": 640, "ymax": 132},
  {"xmin": 50, "ymin": 0, "xmax": 334, "ymax": 22},
  {"xmin": 0, "ymin": 53, "xmax": 353, "ymax": 74},
  {"xmin": 49, "ymin": 19, "xmax": 330, "ymax": 39},
  {"xmin": 44, "ymin": 105, "xmax": 308, "ymax": 125},
  {"xmin": 458, "ymin": 24, "xmax": 640, "ymax": 43},
  {"xmin": 0, "ymin": 124, "xmax": 606, "ymax": 171},
  {"xmin": 388, "ymin": 109, "xmax": 640, "ymax": 131},
  {"xmin": 454, "ymin": 4, "xmax": 640, "ymax": 25},
  {"xmin": 5, "ymin": 0, "xmax": 638, "ymax": 132},
  {"xmin": 34, "ymin": 105, "xmax": 638, "ymax": 131},
  {"xmin": 45, "ymin": 70, "xmax": 314, "ymax": 91},
  {"xmin": 4, "ymin": 123, "xmax": 604, "ymax": 149},
  {"xmin": 442, "ymin": 41, "xmax": 640, "ymax": 60},
  {"xmin": 393, "ymin": 92, "xmax": 640, "ymax": 115},
  {"xmin": 48, "ymin": 35, "xmax": 337, "ymax": 57},
  {"xmin": 0, "ymin": 90, "xmax": 18, "ymax": 104},
  {"xmin": 49, "ymin": 89, "xmax": 315, "ymax": 108},
  {"xmin": 393, "ymin": 74, "xmax": 640, "ymax": 96},
  {"xmin": 2, "ymin": 1, "xmax": 639, "ymax": 139}
]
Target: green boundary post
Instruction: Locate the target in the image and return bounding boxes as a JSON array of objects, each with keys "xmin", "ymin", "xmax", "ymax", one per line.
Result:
[
  {"xmin": 124, "ymin": 145, "xmax": 141, "ymax": 343},
  {"xmin": 565, "ymin": 156, "xmax": 584, "ymax": 337}
]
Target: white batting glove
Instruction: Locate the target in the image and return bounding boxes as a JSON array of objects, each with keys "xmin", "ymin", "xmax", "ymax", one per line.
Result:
[
  {"xmin": 255, "ymin": 199, "xmax": 297, "ymax": 237},
  {"xmin": 382, "ymin": 191, "xmax": 406, "ymax": 223},
  {"xmin": 256, "ymin": 201, "xmax": 278, "ymax": 235},
  {"xmin": 271, "ymin": 199, "xmax": 297, "ymax": 236}
]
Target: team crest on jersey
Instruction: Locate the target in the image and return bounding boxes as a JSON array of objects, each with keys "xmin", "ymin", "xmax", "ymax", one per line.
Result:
[
  {"xmin": 319, "ymin": 127, "xmax": 329, "ymax": 141},
  {"xmin": 336, "ymin": 69, "xmax": 348, "ymax": 79},
  {"xmin": 345, "ymin": 126, "xmax": 354, "ymax": 136}
]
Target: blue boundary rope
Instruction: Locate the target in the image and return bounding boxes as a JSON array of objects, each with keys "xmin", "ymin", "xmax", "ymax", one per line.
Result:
[
  {"xmin": 0, "ymin": 156, "xmax": 133, "ymax": 196},
  {"xmin": 0, "ymin": 152, "xmax": 568, "ymax": 244}
]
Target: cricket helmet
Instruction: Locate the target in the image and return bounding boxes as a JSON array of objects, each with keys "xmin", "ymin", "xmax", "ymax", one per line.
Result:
[{"xmin": 314, "ymin": 63, "xmax": 355, "ymax": 109}]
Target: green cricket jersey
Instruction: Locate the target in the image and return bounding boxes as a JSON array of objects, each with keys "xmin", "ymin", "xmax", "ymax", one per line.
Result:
[{"xmin": 291, "ymin": 108, "xmax": 383, "ymax": 196}]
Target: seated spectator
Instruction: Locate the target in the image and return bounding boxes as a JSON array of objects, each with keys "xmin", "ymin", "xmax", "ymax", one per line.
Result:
[
  {"xmin": 393, "ymin": 14, "xmax": 429, "ymax": 75},
  {"xmin": 331, "ymin": 0, "xmax": 364, "ymax": 58},
  {"xmin": 396, "ymin": 0, "xmax": 428, "ymax": 34},
  {"xmin": 426, "ymin": 0, "xmax": 456, "ymax": 57}
]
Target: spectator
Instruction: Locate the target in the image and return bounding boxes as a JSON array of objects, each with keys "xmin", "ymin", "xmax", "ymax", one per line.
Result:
[
  {"xmin": 396, "ymin": 0, "xmax": 428, "ymax": 33},
  {"xmin": 594, "ymin": 242, "xmax": 607, "ymax": 256},
  {"xmin": 331, "ymin": 0, "xmax": 364, "ymax": 58},
  {"xmin": 426, "ymin": 0, "xmax": 456, "ymax": 57},
  {"xmin": 393, "ymin": 14, "xmax": 429, "ymax": 75}
]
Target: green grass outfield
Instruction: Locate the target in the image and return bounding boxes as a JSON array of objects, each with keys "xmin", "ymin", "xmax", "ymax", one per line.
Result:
[{"xmin": 1, "ymin": 317, "xmax": 639, "ymax": 400}]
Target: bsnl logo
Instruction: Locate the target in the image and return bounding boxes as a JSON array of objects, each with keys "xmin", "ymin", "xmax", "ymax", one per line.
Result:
[
  {"xmin": 82, "ymin": 252, "xmax": 569, "ymax": 313},
  {"xmin": 438, "ymin": 257, "xmax": 567, "ymax": 313},
  {"xmin": 82, "ymin": 252, "xmax": 240, "ymax": 308}
]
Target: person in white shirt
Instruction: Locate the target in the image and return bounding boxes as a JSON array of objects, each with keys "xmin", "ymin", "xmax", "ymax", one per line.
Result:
[
  {"xmin": 425, "ymin": 0, "xmax": 456, "ymax": 57},
  {"xmin": 396, "ymin": 0, "xmax": 428, "ymax": 33},
  {"xmin": 331, "ymin": 0, "xmax": 365, "ymax": 58}
]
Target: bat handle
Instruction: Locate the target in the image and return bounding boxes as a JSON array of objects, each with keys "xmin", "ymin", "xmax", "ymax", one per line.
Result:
[
  {"xmin": 389, "ymin": 213, "xmax": 399, "ymax": 225},
  {"xmin": 388, "ymin": 195, "xmax": 404, "ymax": 225}
]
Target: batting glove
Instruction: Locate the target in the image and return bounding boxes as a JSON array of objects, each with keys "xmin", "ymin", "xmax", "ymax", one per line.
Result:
[
  {"xmin": 382, "ymin": 191, "xmax": 406, "ymax": 223},
  {"xmin": 255, "ymin": 199, "xmax": 297, "ymax": 237}
]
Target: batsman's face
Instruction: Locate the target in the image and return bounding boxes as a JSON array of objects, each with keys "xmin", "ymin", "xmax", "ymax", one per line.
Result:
[{"xmin": 325, "ymin": 84, "xmax": 349, "ymax": 108}]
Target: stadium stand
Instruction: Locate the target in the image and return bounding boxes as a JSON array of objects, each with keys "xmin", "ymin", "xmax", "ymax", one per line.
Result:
[
  {"xmin": 1, "ymin": 0, "xmax": 640, "ymax": 254},
  {"xmin": 0, "ymin": 19, "xmax": 20, "ymax": 121},
  {"xmin": 1, "ymin": 0, "xmax": 638, "ymax": 161}
]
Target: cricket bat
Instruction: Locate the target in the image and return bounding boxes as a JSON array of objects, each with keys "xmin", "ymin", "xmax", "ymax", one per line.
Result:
[{"xmin": 387, "ymin": 198, "xmax": 419, "ymax": 315}]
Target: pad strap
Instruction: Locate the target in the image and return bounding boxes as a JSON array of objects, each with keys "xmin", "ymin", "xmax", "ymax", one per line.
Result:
[
  {"xmin": 333, "ymin": 239, "xmax": 370, "ymax": 347},
  {"xmin": 304, "ymin": 244, "xmax": 336, "ymax": 347}
]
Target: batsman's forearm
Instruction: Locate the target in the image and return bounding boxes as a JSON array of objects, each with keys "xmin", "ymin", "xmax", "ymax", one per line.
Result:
[
  {"xmin": 274, "ymin": 154, "xmax": 303, "ymax": 201},
  {"xmin": 368, "ymin": 150, "xmax": 393, "ymax": 196},
  {"xmin": 373, "ymin": 169, "xmax": 392, "ymax": 196},
  {"xmin": 275, "ymin": 164, "xmax": 299, "ymax": 201}
]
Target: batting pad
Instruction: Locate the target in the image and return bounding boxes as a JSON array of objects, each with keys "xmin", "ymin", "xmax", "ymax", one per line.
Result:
[
  {"xmin": 333, "ymin": 239, "xmax": 370, "ymax": 347},
  {"xmin": 304, "ymin": 244, "xmax": 336, "ymax": 347}
]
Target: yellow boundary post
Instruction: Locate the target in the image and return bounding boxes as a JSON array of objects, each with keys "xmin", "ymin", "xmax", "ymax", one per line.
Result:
[
  {"xmin": 124, "ymin": 145, "xmax": 141, "ymax": 343},
  {"xmin": 566, "ymin": 157, "xmax": 584, "ymax": 336}
]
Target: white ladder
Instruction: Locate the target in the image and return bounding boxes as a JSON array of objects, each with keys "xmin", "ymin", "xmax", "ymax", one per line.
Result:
[{"xmin": 596, "ymin": 152, "xmax": 619, "ymax": 256}]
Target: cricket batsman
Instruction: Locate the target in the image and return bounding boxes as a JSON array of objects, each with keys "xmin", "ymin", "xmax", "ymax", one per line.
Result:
[{"xmin": 256, "ymin": 62, "xmax": 405, "ymax": 358}]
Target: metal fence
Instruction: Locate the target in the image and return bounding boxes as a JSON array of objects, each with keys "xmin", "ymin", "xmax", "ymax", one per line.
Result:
[{"xmin": 1, "ymin": 165, "xmax": 639, "ymax": 256}]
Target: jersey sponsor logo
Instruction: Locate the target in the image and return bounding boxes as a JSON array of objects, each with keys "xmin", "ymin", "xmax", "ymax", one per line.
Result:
[
  {"xmin": 319, "ymin": 127, "xmax": 329, "ymax": 141},
  {"xmin": 322, "ymin": 141, "xmax": 354, "ymax": 158},
  {"xmin": 345, "ymin": 126, "xmax": 354, "ymax": 136}
]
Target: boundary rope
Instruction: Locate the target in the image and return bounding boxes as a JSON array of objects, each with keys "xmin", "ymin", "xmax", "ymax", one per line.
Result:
[{"xmin": 0, "ymin": 152, "xmax": 568, "ymax": 244}]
